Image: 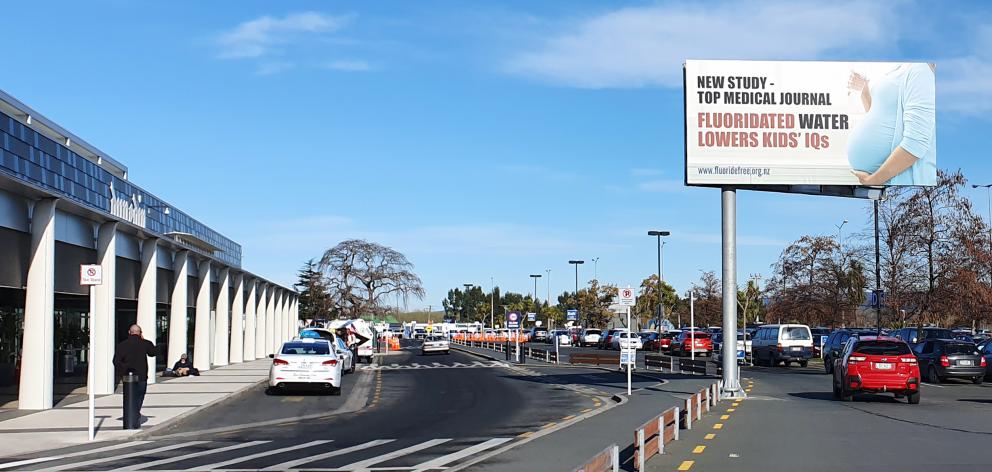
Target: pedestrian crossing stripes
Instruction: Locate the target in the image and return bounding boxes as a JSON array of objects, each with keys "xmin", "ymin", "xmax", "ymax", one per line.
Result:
[
  {"xmin": 360, "ymin": 360, "xmax": 510, "ymax": 371},
  {"xmin": 0, "ymin": 437, "xmax": 515, "ymax": 471}
]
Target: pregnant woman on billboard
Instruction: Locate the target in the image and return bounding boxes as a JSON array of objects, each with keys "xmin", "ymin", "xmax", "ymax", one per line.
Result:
[{"xmin": 847, "ymin": 63, "xmax": 936, "ymax": 186}]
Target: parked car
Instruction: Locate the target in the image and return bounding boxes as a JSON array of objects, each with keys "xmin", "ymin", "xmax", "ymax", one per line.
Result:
[
  {"xmin": 672, "ymin": 331, "xmax": 713, "ymax": 357},
  {"xmin": 656, "ymin": 331, "xmax": 679, "ymax": 351},
  {"xmin": 981, "ymin": 339, "xmax": 992, "ymax": 379},
  {"xmin": 913, "ymin": 339, "xmax": 986, "ymax": 384},
  {"xmin": 598, "ymin": 329, "xmax": 623, "ymax": 350},
  {"xmin": 529, "ymin": 328, "xmax": 549, "ymax": 343},
  {"xmin": 639, "ymin": 332, "xmax": 660, "ymax": 350},
  {"xmin": 421, "ymin": 335, "xmax": 450, "ymax": 355},
  {"xmin": 580, "ymin": 329, "xmax": 602, "ymax": 347},
  {"xmin": 551, "ymin": 329, "xmax": 572, "ymax": 346},
  {"xmin": 612, "ymin": 331, "xmax": 643, "ymax": 350},
  {"xmin": 822, "ymin": 329, "xmax": 875, "ymax": 374},
  {"xmin": 811, "ymin": 327, "xmax": 831, "ymax": 357},
  {"xmin": 752, "ymin": 324, "xmax": 813, "ymax": 367},
  {"xmin": 268, "ymin": 339, "xmax": 343, "ymax": 395},
  {"xmin": 832, "ymin": 336, "xmax": 920, "ymax": 404},
  {"xmin": 714, "ymin": 332, "xmax": 752, "ymax": 364},
  {"xmin": 890, "ymin": 327, "xmax": 955, "ymax": 345}
]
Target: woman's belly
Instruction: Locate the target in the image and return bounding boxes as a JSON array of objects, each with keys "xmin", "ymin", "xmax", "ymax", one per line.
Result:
[{"xmin": 847, "ymin": 113, "xmax": 896, "ymax": 173}]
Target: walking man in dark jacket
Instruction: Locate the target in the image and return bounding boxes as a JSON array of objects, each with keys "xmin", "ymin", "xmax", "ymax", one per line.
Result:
[{"xmin": 113, "ymin": 324, "xmax": 158, "ymax": 418}]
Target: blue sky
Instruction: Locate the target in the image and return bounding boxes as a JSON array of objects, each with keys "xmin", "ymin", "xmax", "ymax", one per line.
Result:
[{"xmin": 3, "ymin": 1, "xmax": 992, "ymax": 308}]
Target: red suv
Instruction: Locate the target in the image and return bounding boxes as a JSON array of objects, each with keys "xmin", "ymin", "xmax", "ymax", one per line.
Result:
[
  {"xmin": 832, "ymin": 336, "xmax": 920, "ymax": 404},
  {"xmin": 673, "ymin": 332, "xmax": 713, "ymax": 357}
]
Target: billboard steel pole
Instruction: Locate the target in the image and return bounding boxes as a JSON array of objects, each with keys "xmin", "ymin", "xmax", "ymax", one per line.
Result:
[{"xmin": 721, "ymin": 187, "xmax": 744, "ymax": 398}]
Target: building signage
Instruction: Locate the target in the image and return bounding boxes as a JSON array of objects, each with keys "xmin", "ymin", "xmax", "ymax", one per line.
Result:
[
  {"xmin": 108, "ymin": 181, "xmax": 147, "ymax": 228},
  {"xmin": 566, "ymin": 309, "xmax": 578, "ymax": 321},
  {"xmin": 685, "ymin": 60, "xmax": 937, "ymax": 187},
  {"xmin": 80, "ymin": 264, "xmax": 102, "ymax": 286}
]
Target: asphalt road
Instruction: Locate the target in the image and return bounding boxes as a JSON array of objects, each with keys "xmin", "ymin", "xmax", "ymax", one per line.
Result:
[
  {"xmin": 0, "ymin": 340, "xmax": 594, "ymax": 471},
  {"xmin": 649, "ymin": 363, "xmax": 992, "ymax": 471}
]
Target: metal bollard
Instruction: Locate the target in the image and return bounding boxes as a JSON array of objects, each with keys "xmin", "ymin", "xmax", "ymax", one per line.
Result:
[{"xmin": 122, "ymin": 372, "xmax": 141, "ymax": 429}]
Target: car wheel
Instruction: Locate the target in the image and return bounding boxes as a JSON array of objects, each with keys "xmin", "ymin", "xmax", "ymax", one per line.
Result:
[
  {"xmin": 907, "ymin": 391, "xmax": 921, "ymax": 404},
  {"xmin": 799, "ymin": 360, "xmax": 808, "ymax": 368},
  {"xmin": 265, "ymin": 387, "xmax": 279, "ymax": 396},
  {"xmin": 928, "ymin": 366, "xmax": 940, "ymax": 384},
  {"xmin": 824, "ymin": 359, "xmax": 833, "ymax": 374},
  {"xmin": 840, "ymin": 384, "xmax": 854, "ymax": 402},
  {"xmin": 832, "ymin": 378, "xmax": 841, "ymax": 399},
  {"xmin": 331, "ymin": 386, "xmax": 342, "ymax": 396},
  {"xmin": 973, "ymin": 376, "xmax": 983, "ymax": 385},
  {"xmin": 784, "ymin": 360, "xmax": 792, "ymax": 367}
]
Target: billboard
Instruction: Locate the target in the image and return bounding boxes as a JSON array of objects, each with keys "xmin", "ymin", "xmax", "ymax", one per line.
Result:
[{"xmin": 684, "ymin": 60, "xmax": 936, "ymax": 187}]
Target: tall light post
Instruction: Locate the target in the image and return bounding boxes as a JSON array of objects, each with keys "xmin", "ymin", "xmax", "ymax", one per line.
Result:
[
  {"xmin": 836, "ymin": 219, "xmax": 848, "ymax": 251},
  {"xmin": 592, "ymin": 257, "xmax": 600, "ymax": 281},
  {"xmin": 529, "ymin": 274, "xmax": 542, "ymax": 316},
  {"xmin": 648, "ymin": 230, "xmax": 671, "ymax": 335},
  {"xmin": 490, "ymin": 276, "xmax": 496, "ymax": 331},
  {"xmin": 972, "ymin": 184, "xmax": 992, "ymax": 262},
  {"xmin": 462, "ymin": 283, "xmax": 474, "ymax": 322},
  {"xmin": 568, "ymin": 260, "xmax": 584, "ymax": 324}
]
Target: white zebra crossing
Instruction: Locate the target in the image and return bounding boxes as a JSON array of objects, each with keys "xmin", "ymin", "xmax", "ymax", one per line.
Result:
[{"xmin": 0, "ymin": 437, "xmax": 516, "ymax": 471}]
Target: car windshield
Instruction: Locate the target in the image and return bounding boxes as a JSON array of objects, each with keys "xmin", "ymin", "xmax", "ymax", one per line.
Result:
[
  {"xmin": 281, "ymin": 342, "xmax": 331, "ymax": 355},
  {"xmin": 427, "ymin": 336, "xmax": 446, "ymax": 341},
  {"xmin": 854, "ymin": 341, "xmax": 911, "ymax": 356},
  {"xmin": 781, "ymin": 327, "xmax": 811, "ymax": 340},
  {"xmin": 945, "ymin": 343, "xmax": 978, "ymax": 355},
  {"xmin": 586, "ymin": 330, "xmax": 601, "ymax": 335},
  {"xmin": 922, "ymin": 329, "xmax": 955, "ymax": 339}
]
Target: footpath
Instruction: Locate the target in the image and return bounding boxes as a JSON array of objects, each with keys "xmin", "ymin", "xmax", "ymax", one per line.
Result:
[{"xmin": 0, "ymin": 359, "xmax": 270, "ymax": 458}]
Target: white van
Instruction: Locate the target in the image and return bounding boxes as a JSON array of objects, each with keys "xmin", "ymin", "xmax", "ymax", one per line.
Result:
[{"xmin": 751, "ymin": 324, "xmax": 813, "ymax": 367}]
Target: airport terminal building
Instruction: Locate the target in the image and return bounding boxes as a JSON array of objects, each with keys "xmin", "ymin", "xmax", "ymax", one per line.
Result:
[{"xmin": 0, "ymin": 89, "xmax": 298, "ymax": 410}]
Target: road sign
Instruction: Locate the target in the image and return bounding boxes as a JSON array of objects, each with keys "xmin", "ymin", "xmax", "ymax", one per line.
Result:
[
  {"xmin": 506, "ymin": 311, "xmax": 521, "ymax": 330},
  {"xmin": 618, "ymin": 288, "xmax": 636, "ymax": 306},
  {"xmin": 80, "ymin": 265, "xmax": 102, "ymax": 286},
  {"xmin": 869, "ymin": 289, "xmax": 885, "ymax": 308},
  {"xmin": 566, "ymin": 309, "xmax": 578, "ymax": 321},
  {"xmin": 620, "ymin": 348, "xmax": 636, "ymax": 366},
  {"xmin": 526, "ymin": 312, "xmax": 536, "ymax": 322}
]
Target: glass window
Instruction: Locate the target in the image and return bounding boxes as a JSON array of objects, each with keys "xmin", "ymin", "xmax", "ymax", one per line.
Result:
[
  {"xmin": 854, "ymin": 341, "xmax": 911, "ymax": 356},
  {"xmin": 280, "ymin": 342, "xmax": 331, "ymax": 355},
  {"xmin": 782, "ymin": 327, "xmax": 810, "ymax": 340},
  {"xmin": 944, "ymin": 343, "xmax": 978, "ymax": 355}
]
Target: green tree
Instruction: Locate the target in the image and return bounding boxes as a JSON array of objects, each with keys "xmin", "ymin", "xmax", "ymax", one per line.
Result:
[
  {"xmin": 295, "ymin": 259, "xmax": 333, "ymax": 321},
  {"xmin": 634, "ymin": 275, "xmax": 679, "ymax": 328}
]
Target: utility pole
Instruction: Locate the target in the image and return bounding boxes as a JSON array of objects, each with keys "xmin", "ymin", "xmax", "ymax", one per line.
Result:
[
  {"xmin": 592, "ymin": 257, "xmax": 600, "ymax": 281},
  {"xmin": 648, "ymin": 231, "xmax": 671, "ymax": 335},
  {"xmin": 490, "ymin": 276, "xmax": 495, "ymax": 331},
  {"xmin": 569, "ymin": 260, "xmax": 584, "ymax": 324}
]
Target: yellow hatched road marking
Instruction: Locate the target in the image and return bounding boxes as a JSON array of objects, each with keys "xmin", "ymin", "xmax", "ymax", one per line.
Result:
[
  {"xmin": 704, "ymin": 433, "xmax": 716, "ymax": 440},
  {"xmin": 721, "ymin": 415, "xmax": 730, "ymax": 420},
  {"xmin": 518, "ymin": 431, "xmax": 533, "ymax": 438},
  {"xmin": 727, "ymin": 408, "xmax": 736, "ymax": 412},
  {"xmin": 692, "ymin": 445, "xmax": 706, "ymax": 454},
  {"xmin": 562, "ymin": 415, "xmax": 575, "ymax": 420},
  {"xmin": 713, "ymin": 423, "xmax": 724, "ymax": 429},
  {"xmin": 678, "ymin": 460, "xmax": 695, "ymax": 470},
  {"xmin": 581, "ymin": 408, "xmax": 592, "ymax": 413},
  {"xmin": 541, "ymin": 422, "xmax": 557, "ymax": 429}
]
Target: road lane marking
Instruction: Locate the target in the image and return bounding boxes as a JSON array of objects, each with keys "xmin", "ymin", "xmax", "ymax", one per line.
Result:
[
  {"xmin": 0, "ymin": 442, "xmax": 151, "ymax": 470},
  {"xmin": 713, "ymin": 423, "xmax": 724, "ymax": 429},
  {"xmin": 692, "ymin": 445, "xmax": 706, "ymax": 454},
  {"xmin": 562, "ymin": 415, "xmax": 576, "ymax": 420},
  {"xmin": 197, "ymin": 440, "xmax": 332, "ymax": 470},
  {"xmin": 678, "ymin": 460, "xmax": 695, "ymax": 470},
  {"xmin": 541, "ymin": 422, "xmax": 557, "ymax": 429},
  {"xmin": 37, "ymin": 441, "xmax": 209, "ymax": 471},
  {"xmin": 581, "ymin": 408, "xmax": 592, "ymax": 413},
  {"xmin": 727, "ymin": 408, "xmax": 736, "ymax": 412},
  {"xmin": 262, "ymin": 440, "xmax": 394, "ymax": 470},
  {"xmin": 704, "ymin": 433, "xmax": 716, "ymax": 440},
  {"xmin": 921, "ymin": 382, "xmax": 945, "ymax": 388},
  {"xmin": 121, "ymin": 441, "xmax": 269, "ymax": 470},
  {"xmin": 721, "ymin": 415, "xmax": 730, "ymax": 420},
  {"xmin": 518, "ymin": 432, "xmax": 533, "ymax": 438},
  {"xmin": 337, "ymin": 439, "xmax": 450, "ymax": 470},
  {"xmin": 284, "ymin": 396, "xmax": 304, "ymax": 402},
  {"xmin": 411, "ymin": 438, "xmax": 513, "ymax": 471}
]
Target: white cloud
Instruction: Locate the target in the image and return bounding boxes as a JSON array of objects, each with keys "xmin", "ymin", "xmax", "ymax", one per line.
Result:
[
  {"xmin": 255, "ymin": 61, "xmax": 295, "ymax": 75},
  {"xmin": 505, "ymin": 1, "xmax": 895, "ymax": 88},
  {"xmin": 216, "ymin": 12, "xmax": 351, "ymax": 59},
  {"xmin": 324, "ymin": 60, "xmax": 373, "ymax": 72}
]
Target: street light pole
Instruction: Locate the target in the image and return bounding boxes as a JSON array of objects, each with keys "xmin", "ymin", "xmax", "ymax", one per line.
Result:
[
  {"xmin": 463, "ymin": 283, "xmax": 474, "ymax": 323},
  {"xmin": 972, "ymin": 184, "xmax": 992, "ymax": 288},
  {"xmin": 529, "ymin": 274, "xmax": 542, "ymax": 315},
  {"xmin": 648, "ymin": 231, "xmax": 671, "ymax": 337},
  {"xmin": 592, "ymin": 257, "xmax": 600, "ymax": 281},
  {"xmin": 568, "ymin": 260, "xmax": 585, "ymax": 324},
  {"xmin": 490, "ymin": 277, "xmax": 495, "ymax": 331}
]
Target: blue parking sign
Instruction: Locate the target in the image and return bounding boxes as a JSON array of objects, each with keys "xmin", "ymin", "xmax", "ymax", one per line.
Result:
[{"xmin": 566, "ymin": 309, "xmax": 578, "ymax": 321}]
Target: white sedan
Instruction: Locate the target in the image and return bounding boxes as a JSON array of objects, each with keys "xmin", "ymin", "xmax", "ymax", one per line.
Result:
[
  {"xmin": 269, "ymin": 338, "xmax": 343, "ymax": 395},
  {"xmin": 421, "ymin": 335, "xmax": 450, "ymax": 355},
  {"xmin": 612, "ymin": 331, "xmax": 643, "ymax": 350}
]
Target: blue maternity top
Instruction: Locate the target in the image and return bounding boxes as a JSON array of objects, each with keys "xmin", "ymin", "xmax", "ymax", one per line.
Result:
[{"xmin": 846, "ymin": 64, "xmax": 936, "ymax": 185}]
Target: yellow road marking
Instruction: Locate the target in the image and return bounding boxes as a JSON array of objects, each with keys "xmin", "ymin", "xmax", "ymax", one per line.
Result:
[
  {"xmin": 581, "ymin": 408, "xmax": 592, "ymax": 413},
  {"xmin": 562, "ymin": 415, "xmax": 575, "ymax": 420},
  {"xmin": 704, "ymin": 433, "xmax": 716, "ymax": 440},
  {"xmin": 283, "ymin": 397, "xmax": 304, "ymax": 402},
  {"xmin": 678, "ymin": 460, "xmax": 694, "ymax": 470},
  {"xmin": 732, "ymin": 402, "xmax": 740, "ymax": 407},
  {"xmin": 541, "ymin": 422, "xmax": 557, "ymax": 429},
  {"xmin": 721, "ymin": 414, "xmax": 730, "ymax": 419},
  {"xmin": 518, "ymin": 431, "xmax": 533, "ymax": 438},
  {"xmin": 727, "ymin": 408, "xmax": 736, "ymax": 412},
  {"xmin": 713, "ymin": 423, "xmax": 724, "ymax": 429},
  {"xmin": 692, "ymin": 445, "xmax": 706, "ymax": 454}
]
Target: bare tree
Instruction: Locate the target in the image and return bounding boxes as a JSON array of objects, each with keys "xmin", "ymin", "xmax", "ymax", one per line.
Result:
[{"xmin": 318, "ymin": 239, "xmax": 425, "ymax": 318}]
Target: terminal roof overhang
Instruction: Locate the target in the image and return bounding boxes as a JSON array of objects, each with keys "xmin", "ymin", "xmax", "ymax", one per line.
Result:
[{"xmin": 0, "ymin": 90, "xmax": 127, "ymax": 180}]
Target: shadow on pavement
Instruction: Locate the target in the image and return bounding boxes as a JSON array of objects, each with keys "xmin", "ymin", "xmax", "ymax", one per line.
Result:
[
  {"xmin": 789, "ymin": 391, "xmax": 902, "ymax": 403},
  {"xmin": 958, "ymin": 399, "xmax": 992, "ymax": 404},
  {"xmin": 500, "ymin": 371, "xmax": 657, "ymax": 390},
  {"xmin": 744, "ymin": 366, "xmax": 827, "ymax": 376}
]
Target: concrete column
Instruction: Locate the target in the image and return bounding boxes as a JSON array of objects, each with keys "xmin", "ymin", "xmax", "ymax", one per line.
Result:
[
  {"xmin": 230, "ymin": 273, "xmax": 244, "ymax": 364},
  {"xmin": 265, "ymin": 285, "xmax": 276, "ymax": 355},
  {"xmin": 137, "ymin": 238, "xmax": 158, "ymax": 384},
  {"xmin": 19, "ymin": 198, "xmax": 57, "ymax": 410},
  {"xmin": 92, "ymin": 222, "xmax": 117, "ymax": 395},
  {"xmin": 292, "ymin": 296, "xmax": 299, "ymax": 335},
  {"xmin": 255, "ymin": 283, "xmax": 268, "ymax": 359},
  {"xmin": 244, "ymin": 278, "xmax": 257, "ymax": 360},
  {"xmin": 194, "ymin": 260, "xmax": 211, "ymax": 371},
  {"xmin": 167, "ymin": 251, "xmax": 189, "ymax": 369},
  {"xmin": 286, "ymin": 295, "xmax": 295, "ymax": 340},
  {"xmin": 272, "ymin": 289, "xmax": 286, "ymax": 344},
  {"xmin": 213, "ymin": 267, "xmax": 230, "ymax": 367}
]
